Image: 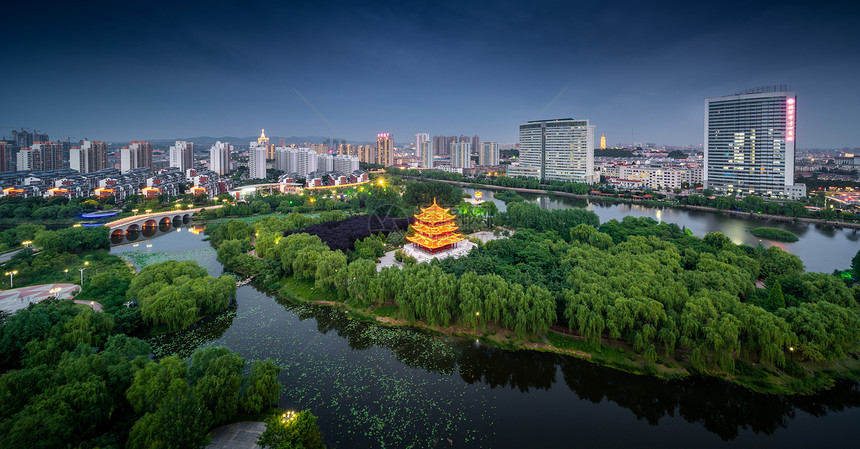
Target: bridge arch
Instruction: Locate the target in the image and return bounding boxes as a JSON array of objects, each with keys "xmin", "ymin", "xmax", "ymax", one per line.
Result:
[
  {"xmin": 183, "ymin": 213, "xmax": 190, "ymax": 220},
  {"xmin": 126, "ymin": 224, "xmax": 140, "ymax": 233},
  {"xmin": 143, "ymin": 219, "xmax": 157, "ymax": 228},
  {"xmin": 159, "ymin": 217, "xmax": 171, "ymax": 226},
  {"xmin": 173, "ymin": 215, "xmax": 182, "ymax": 222}
]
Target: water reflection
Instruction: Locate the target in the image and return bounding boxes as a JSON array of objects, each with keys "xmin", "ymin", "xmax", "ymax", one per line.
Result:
[{"xmin": 463, "ymin": 188, "xmax": 858, "ymax": 273}]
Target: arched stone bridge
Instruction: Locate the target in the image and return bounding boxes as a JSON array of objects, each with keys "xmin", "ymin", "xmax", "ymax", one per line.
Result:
[{"xmin": 105, "ymin": 206, "xmax": 222, "ymax": 238}]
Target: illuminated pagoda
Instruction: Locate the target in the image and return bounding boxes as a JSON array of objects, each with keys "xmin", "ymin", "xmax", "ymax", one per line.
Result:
[{"xmin": 406, "ymin": 198, "xmax": 465, "ymax": 254}]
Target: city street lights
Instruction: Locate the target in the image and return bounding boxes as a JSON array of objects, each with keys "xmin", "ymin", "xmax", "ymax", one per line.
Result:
[
  {"xmin": 22, "ymin": 240, "xmax": 32, "ymax": 248},
  {"xmin": 5, "ymin": 270, "xmax": 17, "ymax": 288},
  {"xmin": 132, "ymin": 209, "xmax": 139, "ymax": 215},
  {"xmin": 79, "ymin": 261, "xmax": 89, "ymax": 285}
]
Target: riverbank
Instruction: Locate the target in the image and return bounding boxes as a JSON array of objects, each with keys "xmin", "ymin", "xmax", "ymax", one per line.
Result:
[
  {"xmin": 266, "ymin": 274, "xmax": 860, "ymax": 396},
  {"xmin": 404, "ymin": 176, "xmax": 860, "ymax": 229}
]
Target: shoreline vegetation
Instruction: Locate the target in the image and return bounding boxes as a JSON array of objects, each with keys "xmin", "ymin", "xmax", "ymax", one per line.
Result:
[
  {"xmin": 401, "ymin": 175, "xmax": 860, "ymax": 229},
  {"xmin": 204, "ymin": 185, "xmax": 860, "ymax": 396},
  {"xmin": 749, "ymin": 227, "xmax": 800, "ymax": 242}
]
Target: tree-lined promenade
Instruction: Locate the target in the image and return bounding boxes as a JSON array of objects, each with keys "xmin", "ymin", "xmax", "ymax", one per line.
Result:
[{"xmin": 396, "ymin": 170, "xmax": 860, "ymax": 227}]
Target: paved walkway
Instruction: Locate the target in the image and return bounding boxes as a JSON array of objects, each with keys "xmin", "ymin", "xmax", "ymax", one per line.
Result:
[
  {"xmin": 0, "ymin": 283, "xmax": 81, "ymax": 313},
  {"xmin": 73, "ymin": 299, "xmax": 104, "ymax": 312},
  {"xmin": 207, "ymin": 421, "xmax": 265, "ymax": 449}
]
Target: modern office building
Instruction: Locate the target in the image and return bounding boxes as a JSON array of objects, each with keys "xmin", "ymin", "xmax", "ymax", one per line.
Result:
[
  {"xmin": 421, "ymin": 141, "xmax": 433, "ymax": 169},
  {"xmin": 479, "ymin": 142, "xmax": 499, "ymax": 166},
  {"xmin": 210, "ymin": 141, "xmax": 232, "ymax": 175},
  {"xmin": 376, "ymin": 133, "xmax": 393, "ymax": 167},
  {"xmin": 415, "ymin": 133, "xmax": 429, "ymax": 159},
  {"xmin": 169, "ymin": 141, "xmax": 194, "ymax": 173},
  {"xmin": 508, "ymin": 118, "xmax": 594, "ymax": 184},
  {"xmin": 704, "ymin": 88, "xmax": 804, "ymax": 199}
]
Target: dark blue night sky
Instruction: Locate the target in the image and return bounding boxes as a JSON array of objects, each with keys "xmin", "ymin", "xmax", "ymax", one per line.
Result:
[{"xmin": 2, "ymin": 0, "xmax": 858, "ymax": 147}]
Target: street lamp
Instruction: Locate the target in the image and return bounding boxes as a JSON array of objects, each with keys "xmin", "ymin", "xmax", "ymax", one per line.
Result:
[
  {"xmin": 64, "ymin": 268, "xmax": 69, "ymax": 281},
  {"xmin": 132, "ymin": 209, "xmax": 139, "ymax": 215},
  {"xmin": 79, "ymin": 261, "xmax": 89, "ymax": 285},
  {"xmin": 789, "ymin": 346, "xmax": 795, "ymax": 361},
  {"xmin": 22, "ymin": 240, "xmax": 32, "ymax": 248},
  {"xmin": 280, "ymin": 410, "xmax": 296, "ymax": 425},
  {"xmin": 5, "ymin": 270, "xmax": 17, "ymax": 288}
]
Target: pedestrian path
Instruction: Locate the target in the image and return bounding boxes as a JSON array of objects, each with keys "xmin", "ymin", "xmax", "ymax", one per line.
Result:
[{"xmin": 0, "ymin": 283, "xmax": 81, "ymax": 313}]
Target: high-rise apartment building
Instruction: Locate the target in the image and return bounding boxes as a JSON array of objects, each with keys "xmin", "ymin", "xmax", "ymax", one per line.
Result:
[
  {"xmin": 31, "ymin": 142, "xmax": 63, "ymax": 171},
  {"xmin": 16, "ymin": 148, "xmax": 40, "ymax": 171},
  {"xmin": 131, "ymin": 141, "xmax": 152, "ymax": 169},
  {"xmin": 432, "ymin": 135, "xmax": 447, "ymax": 156},
  {"xmin": 256, "ymin": 129, "xmax": 274, "ymax": 159},
  {"xmin": 210, "ymin": 141, "xmax": 232, "ymax": 175},
  {"xmin": 338, "ymin": 143, "xmax": 357, "ymax": 157},
  {"xmin": 0, "ymin": 141, "xmax": 13, "ymax": 172},
  {"xmin": 415, "ymin": 133, "xmax": 429, "ymax": 159},
  {"xmin": 451, "ymin": 142, "xmax": 472, "ymax": 169},
  {"xmin": 12, "ymin": 129, "xmax": 48, "ymax": 149},
  {"xmin": 357, "ymin": 145, "xmax": 375, "ymax": 164},
  {"xmin": 249, "ymin": 144, "xmax": 267, "ymax": 180},
  {"xmin": 480, "ymin": 142, "xmax": 499, "ymax": 166},
  {"xmin": 704, "ymin": 89, "xmax": 804, "ymax": 199},
  {"xmin": 508, "ymin": 118, "xmax": 594, "ymax": 184},
  {"xmin": 471, "ymin": 135, "xmax": 480, "ymax": 157},
  {"xmin": 421, "ymin": 141, "xmax": 433, "ymax": 169},
  {"xmin": 71, "ymin": 140, "xmax": 107, "ymax": 173},
  {"xmin": 169, "ymin": 141, "xmax": 194, "ymax": 173},
  {"xmin": 377, "ymin": 133, "xmax": 393, "ymax": 167},
  {"xmin": 274, "ymin": 147, "xmax": 319, "ymax": 178},
  {"xmin": 121, "ymin": 141, "xmax": 153, "ymax": 173}
]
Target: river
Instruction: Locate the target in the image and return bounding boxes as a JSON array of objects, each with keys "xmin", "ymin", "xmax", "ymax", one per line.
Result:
[
  {"xmin": 463, "ymin": 188, "xmax": 859, "ymax": 274},
  {"xmin": 108, "ymin": 218, "xmax": 860, "ymax": 448}
]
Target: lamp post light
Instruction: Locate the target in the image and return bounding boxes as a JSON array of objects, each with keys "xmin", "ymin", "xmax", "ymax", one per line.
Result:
[
  {"xmin": 789, "ymin": 346, "xmax": 795, "ymax": 361},
  {"xmin": 22, "ymin": 240, "xmax": 32, "ymax": 248},
  {"xmin": 5, "ymin": 270, "xmax": 17, "ymax": 288},
  {"xmin": 79, "ymin": 261, "xmax": 89, "ymax": 285},
  {"xmin": 64, "ymin": 268, "xmax": 69, "ymax": 281},
  {"xmin": 132, "ymin": 209, "xmax": 139, "ymax": 215},
  {"xmin": 280, "ymin": 410, "xmax": 296, "ymax": 425}
]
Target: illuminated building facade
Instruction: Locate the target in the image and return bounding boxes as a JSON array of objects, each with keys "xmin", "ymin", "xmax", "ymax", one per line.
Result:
[
  {"xmin": 704, "ymin": 89, "xmax": 804, "ymax": 199},
  {"xmin": 406, "ymin": 199, "xmax": 464, "ymax": 254},
  {"xmin": 377, "ymin": 133, "xmax": 393, "ymax": 167},
  {"xmin": 600, "ymin": 134, "xmax": 606, "ymax": 150},
  {"xmin": 509, "ymin": 118, "xmax": 594, "ymax": 184}
]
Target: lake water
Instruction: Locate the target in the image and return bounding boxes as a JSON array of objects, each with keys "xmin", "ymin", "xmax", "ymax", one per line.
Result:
[
  {"xmin": 110, "ymin": 220, "xmax": 860, "ymax": 448},
  {"xmin": 465, "ymin": 188, "xmax": 859, "ymax": 274}
]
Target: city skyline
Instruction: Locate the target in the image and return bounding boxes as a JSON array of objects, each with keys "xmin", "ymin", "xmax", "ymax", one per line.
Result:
[{"xmin": 2, "ymin": 0, "xmax": 859, "ymax": 147}]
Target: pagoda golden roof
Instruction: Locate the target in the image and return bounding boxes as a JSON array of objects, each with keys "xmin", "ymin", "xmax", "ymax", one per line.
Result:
[{"xmin": 414, "ymin": 198, "xmax": 456, "ymax": 224}]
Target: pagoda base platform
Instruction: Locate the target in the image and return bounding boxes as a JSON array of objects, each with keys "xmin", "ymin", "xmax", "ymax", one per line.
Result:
[{"xmin": 402, "ymin": 239, "xmax": 476, "ymax": 263}]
